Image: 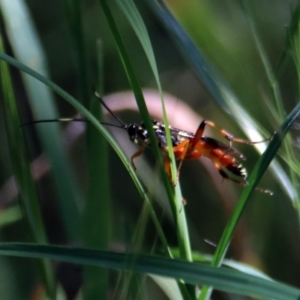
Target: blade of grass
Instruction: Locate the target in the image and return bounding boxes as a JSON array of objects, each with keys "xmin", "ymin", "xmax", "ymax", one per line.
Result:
[
  {"xmin": 0, "ymin": 0, "xmax": 82, "ymax": 241},
  {"xmin": 0, "ymin": 51, "xmax": 171, "ymax": 263},
  {"xmin": 240, "ymin": 0, "xmax": 300, "ymax": 206},
  {"xmin": 62, "ymin": 0, "xmax": 90, "ymax": 106},
  {"xmin": 0, "ymin": 36, "xmax": 55, "ymax": 299},
  {"xmin": 103, "ymin": 1, "xmax": 193, "ymax": 297},
  {"xmin": 115, "ymin": 0, "xmax": 191, "ymax": 264},
  {"xmin": 98, "ymin": 0, "xmax": 177, "ymax": 216},
  {"xmin": 0, "ymin": 243, "xmax": 300, "ymax": 300},
  {"xmin": 199, "ymin": 101, "xmax": 300, "ymax": 299},
  {"xmin": 287, "ymin": 4, "xmax": 300, "ymax": 217},
  {"xmin": 82, "ymin": 41, "xmax": 111, "ymax": 300},
  {"xmin": 62, "ymin": 0, "xmax": 109, "ymax": 297},
  {"xmin": 97, "ymin": 0, "xmax": 184, "ymax": 276}
]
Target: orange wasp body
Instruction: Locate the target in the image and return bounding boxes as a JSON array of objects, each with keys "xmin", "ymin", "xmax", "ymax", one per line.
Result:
[{"xmin": 132, "ymin": 119, "xmax": 252, "ymax": 185}]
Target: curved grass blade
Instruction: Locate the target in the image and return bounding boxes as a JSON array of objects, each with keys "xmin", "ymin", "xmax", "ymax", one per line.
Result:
[
  {"xmin": 92, "ymin": 2, "xmax": 174, "ymax": 264},
  {"xmin": 62, "ymin": 0, "xmax": 90, "ymax": 106},
  {"xmin": 62, "ymin": 0, "xmax": 108, "ymax": 297},
  {"xmin": 103, "ymin": 2, "xmax": 192, "ymax": 297},
  {"xmin": 0, "ymin": 51, "xmax": 171, "ymax": 260},
  {"xmin": 98, "ymin": 0, "xmax": 178, "ymax": 219},
  {"xmin": 0, "ymin": 0, "xmax": 82, "ymax": 241},
  {"xmin": 0, "ymin": 38, "xmax": 55, "ymax": 298},
  {"xmin": 82, "ymin": 43, "xmax": 111, "ymax": 300},
  {"xmin": 240, "ymin": 0, "xmax": 300, "ymax": 205},
  {"xmin": 114, "ymin": 0, "xmax": 191, "ymax": 264},
  {"xmin": 0, "ymin": 243, "xmax": 299, "ymax": 300},
  {"xmin": 199, "ymin": 102, "xmax": 300, "ymax": 299},
  {"xmin": 114, "ymin": 0, "xmax": 178, "ymax": 182}
]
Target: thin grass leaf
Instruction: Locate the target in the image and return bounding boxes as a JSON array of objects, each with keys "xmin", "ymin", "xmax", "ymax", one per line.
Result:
[
  {"xmin": 0, "ymin": 37, "xmax": 55, "ymax": 299},
  {"xmin": 62, "ymin": 0, "xmax": 90, "ymax": 105},
  {"xmin": 82, "ymin": 42, "xmax": 111, "ymax": 300},
  {"xmin": 104, "ymin": 2, "xmax": 193, "ymax": 297},
  {"xmin": 115, "ymin": 0, "xmax": 192, "ymax": 265},
  {"xmin": 0, "ymin": 0, "xmax": 82, "ymax": 241},
  {"xmin": 97, "ymin": 0, "xmax": 178, "ymax": 224},
  {"xmin": 0, "ymin": 243, "xmax": 299, "ymax": 300},
  {"xmin": 241, "ymin": 0, "xmax": 300, "ymax": 206},
  {"xmin": 97, "ymin": 0, "xmax": 176, "ymax": 266},
  {"xmin": 275, "ymin": 1, "xmax": 300, "ymax": 77},
  {"xmin": 287, "ymin": 4, "xmax": 300, "ymax": 217},
  {"xmin": 199, "ymin": 102, "xmax": 300, "ymax": 299},
  {"xmin": 61, "ymin": 0, "xmax": 108, "ymax": 297},
  {"xmin": 114, "ymin": 0, "xmax": 179, "ymax": 183},
  {"xmin": 0, "ymin": 52, "xmax": 171, "ymax": 260},
  {"xmin": 98, "ymin": 0, "xmax": 176, "ymax": 207},
  {"xmin": 148, "ymin": 3, "xmax": 300, "ymax": 299}
]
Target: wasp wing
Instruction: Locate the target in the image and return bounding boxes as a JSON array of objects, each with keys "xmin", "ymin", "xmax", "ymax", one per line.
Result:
[
  {"xmin": 157, "ymin": 124, "xmax": 246, "ymax": 160},
  {"xmin": 201, "ymin": 136, "xmax": 246, "ymax": 160}
]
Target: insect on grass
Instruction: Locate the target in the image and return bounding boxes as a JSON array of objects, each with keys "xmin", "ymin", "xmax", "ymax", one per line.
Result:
[{"xmin": 23, "ymin": 92, "xmax": 274, "ymax": 195}]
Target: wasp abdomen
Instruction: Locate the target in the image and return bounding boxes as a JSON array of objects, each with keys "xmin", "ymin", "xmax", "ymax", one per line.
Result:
[{"xmin": 225, "ymin": 161, "xmax": 247, "ymax": 180}]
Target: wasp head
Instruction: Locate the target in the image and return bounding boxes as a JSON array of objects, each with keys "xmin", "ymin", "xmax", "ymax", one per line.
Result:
[{"xmin": 127, "ymin": 123, "xmax": 149, "ymax": 144}]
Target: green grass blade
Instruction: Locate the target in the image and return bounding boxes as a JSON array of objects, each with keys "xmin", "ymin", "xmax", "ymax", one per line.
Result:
[
  {"xmin": 0, "ymin": 37, "xmax": 55, "ymax": 299},
  {"xmin": 0, "ymin": 0, "xmax": 82, "ymax": 241},
  {"xmin": 199, "ymin": 102, "xmax": 300, "ymax": 299},
  {"xmin": 98, "ymin": 0, "xmax": 175, "ymax": 259},
  {"xmin": 240, "ymin": 1, "xmax": 300, "ymax": 206},
  {"xmin": 115, "ymin": 0, "xmax": 192, "ymax": 266},
  {"xmin": 61, "ymin": 0, "xmax": 108, "ymax": 297},
  {"xmin": 113, "ymin": 2, "xmax": 193, "ymax": 298},
  {"xmin": 0, "ymin": 51, "xmax": 171, "ymax": 262},
  {"xmin": 0, "ymin": 243, "xmax": 300, "ymax": 300},
  {"xmin": 62, "ymin": 0, "xmax": 90, "ymax": 105},
  {"xmin": 98, "ymin": 0, "xmax": 175, "ymax": 206},
  {"xmin": 82, "ymin": 98, "xmax": 110, "ymax": 300},
  {"xmin": 82, "ymin": 44, "xmax": 110, "ymax": 299}
]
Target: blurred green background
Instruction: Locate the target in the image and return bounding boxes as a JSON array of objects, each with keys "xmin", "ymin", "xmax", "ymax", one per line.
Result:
[{"xmin": 0, "ymin": 0, "xmax": 300, "ymax": 299}]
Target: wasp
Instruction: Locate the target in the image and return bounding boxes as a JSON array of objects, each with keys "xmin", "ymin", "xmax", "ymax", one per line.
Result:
[
  {"xmin": 24, "ymin": 93, "xmax": 273, "ymax": 194},
  {"xmin": 96, "ymin": 95, "xmax": 273, "ymax": 194}
]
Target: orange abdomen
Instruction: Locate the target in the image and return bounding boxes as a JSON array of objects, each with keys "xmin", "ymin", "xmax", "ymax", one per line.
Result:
[{"xmin": 176, "ymin": 140, "xmax": 247, "ymax": 180}]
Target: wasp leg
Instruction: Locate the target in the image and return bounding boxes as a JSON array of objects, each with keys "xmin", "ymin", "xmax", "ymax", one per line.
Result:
[
  {"xmin": 163, "ymin": 158, "xmax": 172, "ymax": 178},
  {"xmin": 130, "ymin": 146, "xmax": 146, "ymax": 171},
  {"xmin": 164, "ymin": 158, "xmax": 188, "ymax": 204},
  {"xmin": 172, "ymin": 139, "xmax": 190, "ymax": 185},
  {"xmin": 192, "ymin": 120, "xmax": 273, "ymax": 147}
]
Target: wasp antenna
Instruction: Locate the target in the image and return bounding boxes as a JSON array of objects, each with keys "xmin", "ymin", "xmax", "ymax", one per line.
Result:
[
  {"xmin": 94, "ymin": 91, "xmax": 126, "ymax": 127},
  {"xmin": 100, "ymin": 122, "xmax": 127, "ymax": 130},
  {"xmin": 255, "ymin": 187, "xmax": 274, "ymax": 196},
  {"xmin": 21, "ymin": 118, "xmax": 88, "ymax": 127}
]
